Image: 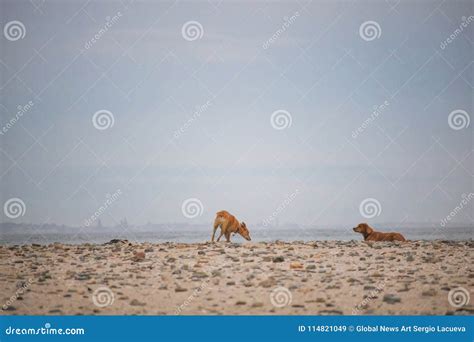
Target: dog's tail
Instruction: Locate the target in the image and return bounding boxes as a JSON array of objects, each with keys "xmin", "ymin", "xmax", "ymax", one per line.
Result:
[
  {"xmin": 214, "ymin": 211, "xmax": 227, "ymax": 228},
  {"xmin": 215, "ymin": 210, "xmax": 227, "ymax": 217}
]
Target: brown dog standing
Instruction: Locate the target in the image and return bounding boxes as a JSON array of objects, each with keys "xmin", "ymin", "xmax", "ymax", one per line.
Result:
[
  {"xmin": 212, "ymin": 210, "xmax": 251, "ymax": 242},
  {"xmin": 353, "ymin": 223, "xmax": 406, "ymax": 242}
]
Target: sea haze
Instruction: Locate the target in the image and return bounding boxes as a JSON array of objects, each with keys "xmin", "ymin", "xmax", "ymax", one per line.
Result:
[{"xmin": 1, "ymin": 223, "xmax": 472, "ymax": 245}]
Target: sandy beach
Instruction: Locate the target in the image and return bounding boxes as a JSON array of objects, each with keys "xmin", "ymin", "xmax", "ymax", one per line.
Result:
[{"xmin": 1, "ymin": 240, "xmax": 472, "ymax": 315}]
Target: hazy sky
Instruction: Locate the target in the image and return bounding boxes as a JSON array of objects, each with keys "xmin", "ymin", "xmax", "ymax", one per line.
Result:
[{"xmin": 0, "ymin": 0, "xmax": 472, "ymax": 228}]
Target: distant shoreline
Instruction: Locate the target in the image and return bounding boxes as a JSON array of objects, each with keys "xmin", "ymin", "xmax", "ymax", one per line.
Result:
[
  {"xmin": 1, "ymin": 225, "xmax": 472, "ymax": 245},
  {"xmin": 0, "ymin": 238, "xmax": 474, "ymax": 246}
]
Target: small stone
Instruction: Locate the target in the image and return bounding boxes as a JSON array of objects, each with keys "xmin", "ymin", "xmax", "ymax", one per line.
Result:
[
  {"xmin": 258, "ymin": 277, "xmax": 276, "ymax": 288},
  {"xmin": 319, "ymin": 309, "xmax": 343, "ymax": 315},
  {"xmin": 422, "ymin": 289, "xmax": 437, "ymax": 297},
  {"xmin": 2, "ymin": 305, "xmax": 16, "ymax": 311},
  {"xmin": 290, "ymin": 262, "xmax": 304, "ymax": 269},
  {"xmin": 272, "ymin": 256, "xmax": 284, "ymax": 263},
  {"xmin": 133, "ymin": 251, "xmax": 145, "ymax": 262},
  {"xmin": 74, "ymin": 273, "xmax": 91, "ymax": 281},
  {"xmin": 106, "ymin": 239, "xmax": 127, "ymax": 245},
  {"xmin": 192, "ymin": 271, "xmax": 208, "ymax": 279},
  {"xmin": 130, "ymin": 299, "xmax": 146, "ymax": 306},
  {"xmin": 383, "ymin": 294, "xmax": 401, "ymax": 304}
]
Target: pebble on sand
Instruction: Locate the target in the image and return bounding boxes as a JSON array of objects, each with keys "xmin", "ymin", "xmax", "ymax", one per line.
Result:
[
  {"xmin": 290, "ymin": 262, "xmax": 303, "ymax": 269},
  {"xmin": 132, "ymin": 251, "xmax": 146, "ymax": 262}
]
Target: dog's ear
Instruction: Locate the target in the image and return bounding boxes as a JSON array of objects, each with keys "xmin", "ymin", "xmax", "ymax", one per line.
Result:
[
  {"xmin": 241, "ymin": 221, "xmax": 246, "ymax": 228},
  {"xmin": 364, "ymin": 224, "xmax": 373, "ymax": 234}
]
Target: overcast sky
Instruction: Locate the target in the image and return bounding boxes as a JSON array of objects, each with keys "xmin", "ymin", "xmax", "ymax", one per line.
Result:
[{"xmin": 0, "ymin": 0, "xmax": 472, "ymax": 228}]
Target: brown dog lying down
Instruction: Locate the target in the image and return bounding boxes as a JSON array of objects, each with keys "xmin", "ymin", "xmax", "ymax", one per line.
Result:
[
  {"xmin": 212, "ymin": 210, "xmax": 251, "ymax": 242},
  {"xmin": 353, "ymin": 223, "xmax": 406, "ymax": 242}
]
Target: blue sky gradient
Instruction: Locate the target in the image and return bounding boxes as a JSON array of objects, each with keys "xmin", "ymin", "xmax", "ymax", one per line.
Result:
[{"xmin": 0, "ymin": 0, "xmax": 472, "ymax": 228}]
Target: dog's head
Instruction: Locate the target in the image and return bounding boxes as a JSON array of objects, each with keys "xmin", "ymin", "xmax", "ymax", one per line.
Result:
[
  {"xmin": 238, "ymin": 222, "xmax": 251, "ymax": 241},
  {"xmin": 353, "ymin": 223, "xmax": 373, "ymax": 235}
]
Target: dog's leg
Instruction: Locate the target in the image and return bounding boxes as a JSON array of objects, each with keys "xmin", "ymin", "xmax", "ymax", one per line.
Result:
[
  {"xmin": 225, "ymin": 232, "xmax": 231, "ymax": 243},
  {"xmin": 211, "ymin": 224, "xmax": 219, "ymax": 242},
  {"xmin": 216, "ymin": 231, "xmax": 224, "ymax": 242},
  {"xmin": 211, "ymin": 219, "xmax": 222, "ymax": 242}
]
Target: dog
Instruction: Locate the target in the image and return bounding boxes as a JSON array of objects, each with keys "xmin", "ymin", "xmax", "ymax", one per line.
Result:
[
  {"xmin": 353, "ymin": 223, "xmax": 406, "ymax": 242},
  {"xmin": 212, "ymin": 210, "xmax": 251, "ymax": 242}
]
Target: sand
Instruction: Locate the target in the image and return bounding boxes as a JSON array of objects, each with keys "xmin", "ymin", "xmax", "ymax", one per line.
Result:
[{"xmin": 0, "ymin": 240, "xmax": 472, "ymax": 315}]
